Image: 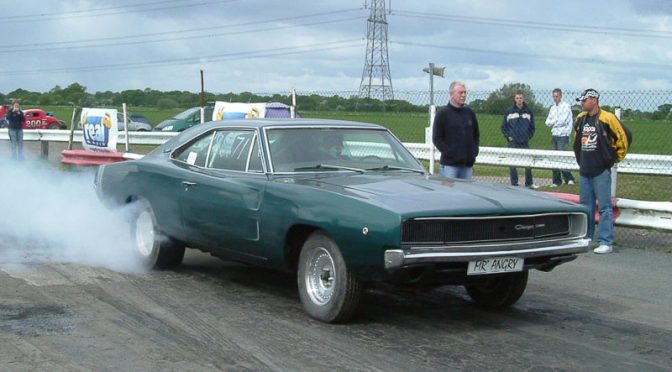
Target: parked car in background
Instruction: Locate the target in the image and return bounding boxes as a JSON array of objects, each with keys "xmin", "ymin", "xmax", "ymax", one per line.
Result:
[
  {"xmin": 96, "ymin": 119, "xmax": 590, "ymax": 323},
  {"xmin": 129, "ymin": 113, "xmax": 151, "ymax": 125},
  {"xmin": 117, "ymin": 113, "xmax": 152, "ymax": 131},
  {"xmin": 0, "ymin": 105, "xmax": 8, "ymax": 127},
  {"xmin": 15, "ymin": 109, "xmax": 67, "ymax": 129},
  {"xmin": 154, "ymin": 106, "xmax": 214, "ymax": 132}
]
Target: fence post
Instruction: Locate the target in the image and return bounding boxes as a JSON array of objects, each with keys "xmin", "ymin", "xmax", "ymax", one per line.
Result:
[
  {"xmin": 429, "ymin": 105, "xmax": 436, "ymax": 174},
  {"xmin": 123, "ymin": 103, "xmax": 129, "ymax": 152},
  {"xmin": 613, "ymin": 107, "xmax": 622, "ymax": 196},
  {"xmin": 291, "ymin": 89, "xmax": 296, "ymax": 119}
]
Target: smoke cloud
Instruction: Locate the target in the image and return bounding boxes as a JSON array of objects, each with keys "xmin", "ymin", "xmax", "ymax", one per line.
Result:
[{"xmin": 0, "ymin": 159, "xmax": 145, "ymax": 273}]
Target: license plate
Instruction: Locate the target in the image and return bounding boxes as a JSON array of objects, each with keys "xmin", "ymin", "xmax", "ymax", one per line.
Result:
[{"xmin": 467, "ymin": 257, "xmax": 524, "ymax": 276}]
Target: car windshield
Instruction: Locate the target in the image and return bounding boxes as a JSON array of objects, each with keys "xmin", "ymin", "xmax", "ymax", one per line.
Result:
[
  {"xmin": 266, "ymin": 127, "xmax": 425, "ymax": 173},
  {"xmin": 173, "ymin": 107, "xmax": 201, "ymax": 120}
]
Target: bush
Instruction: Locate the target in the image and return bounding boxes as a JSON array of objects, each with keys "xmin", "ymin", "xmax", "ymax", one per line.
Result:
[{"xmin": 157, "ymin": 98, "xmax": 178, "ymax": 109}]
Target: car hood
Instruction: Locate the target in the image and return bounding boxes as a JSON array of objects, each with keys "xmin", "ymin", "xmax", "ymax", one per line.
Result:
[
  {"xmin": 291, "ymin": 173, "xmax": 585, "ymax": 217},
  {"xmin": 155, "ymin": 118, "xmax": 181, "ymax": 130}
]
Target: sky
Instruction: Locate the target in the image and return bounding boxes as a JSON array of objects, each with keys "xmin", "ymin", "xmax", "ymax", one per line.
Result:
[{"xmin": 1, "ymin": 0, "xmax": 671, "ymax": 96}]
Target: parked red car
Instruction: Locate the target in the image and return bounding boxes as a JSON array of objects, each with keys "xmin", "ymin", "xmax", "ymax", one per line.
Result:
[
  {"xmin": 2, "ymin": 107, "xmax": 67, "ymax": 129},
  {"xmin": 22, "ymin": 109, "xmax": 67, "ymax": 129}
]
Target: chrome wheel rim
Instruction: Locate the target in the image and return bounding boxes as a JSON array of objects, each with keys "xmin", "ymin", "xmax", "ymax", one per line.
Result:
[
  {"xmin": 305, "ymin": 247, "xmax": 336, "ymax": 306},
  {"xmin": 135, "ymin": 210, "xmax": 155, "ymax": 257}
]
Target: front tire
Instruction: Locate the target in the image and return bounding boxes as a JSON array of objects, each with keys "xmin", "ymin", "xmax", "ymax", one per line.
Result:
[
  {"xmin": 129, "ymin": 199, "xmax": 185, "ymax": 269},
  {"xmin": 465, "ymin": 271, "xmax": 528, "ymax": 308},
  {"xmin": 297, "ymin": 232, "xmax": 362, "ymax": 323}
]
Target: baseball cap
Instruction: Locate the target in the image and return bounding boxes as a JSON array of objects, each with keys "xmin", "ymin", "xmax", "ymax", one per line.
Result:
[{"xmin": 576, "ymin": 88, "xmax": 600, "ymax": 102}]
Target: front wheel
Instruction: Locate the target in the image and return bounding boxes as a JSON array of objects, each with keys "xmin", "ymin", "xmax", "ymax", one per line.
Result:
[
  {"xmin": 464, "ymin": 271, "xmax": 528, "ymax": 308},
  {"xmin": 129, "ymin": 199, "xmax": 185, "ymax": 269},
  {"xmin": 297, "ymin": 232, "xmax": 362, "ymax": 323}
]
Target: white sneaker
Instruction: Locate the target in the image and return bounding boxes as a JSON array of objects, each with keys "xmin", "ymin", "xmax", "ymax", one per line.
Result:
[
  {"xmin": 527, "ymin": 184, "xmax": 539, "ymax": 189},
  {"xmin": 593, "ymin": 245, "xmax": 613, "ymax": 254},
  {"xmin": 567, "ymin": 180, "xmax": 575, "ymax": 185},
  {"xmin": 549, "ymin": 184, "xmax": 559, "ymax": 188}
]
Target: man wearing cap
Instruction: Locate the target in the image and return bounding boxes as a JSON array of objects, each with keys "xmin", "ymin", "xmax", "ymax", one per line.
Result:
[
  {"xmin": 501, "ymin": 91, "xmax": 538, "ymax": 188},
  {"xmin": 545, "ymin": 88, "xmax": 576, "ymax": 187},
  {"xmin": 573, "ymin": 88, "xmax": 625, "ymax": 254}
]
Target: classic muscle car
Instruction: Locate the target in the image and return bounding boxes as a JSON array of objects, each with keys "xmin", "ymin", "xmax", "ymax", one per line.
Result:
[{"xmin": 95, "ymin": 119, "xmax": 590, "ymax": 323}]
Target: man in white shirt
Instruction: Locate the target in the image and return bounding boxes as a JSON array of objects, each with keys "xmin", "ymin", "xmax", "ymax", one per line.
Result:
[{"xmin": 545, "ymin": 88, "xmax": 576, "ymax": 187}]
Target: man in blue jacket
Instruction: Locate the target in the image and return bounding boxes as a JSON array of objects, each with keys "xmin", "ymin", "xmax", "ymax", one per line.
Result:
[{"xmin": 501, "ymin": 91, "xmax": 537, "ymax": 188}]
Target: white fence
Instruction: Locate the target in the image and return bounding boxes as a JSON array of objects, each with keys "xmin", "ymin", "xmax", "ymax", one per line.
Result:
[{"xmin": 1, "ymin": 128, "xmax": 671, "ymax": 231}]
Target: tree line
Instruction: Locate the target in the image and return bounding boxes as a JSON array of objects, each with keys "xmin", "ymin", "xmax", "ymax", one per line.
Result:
[{"xmin": 1, "ymin": 82, "xmax": 670, "ymax": 120}]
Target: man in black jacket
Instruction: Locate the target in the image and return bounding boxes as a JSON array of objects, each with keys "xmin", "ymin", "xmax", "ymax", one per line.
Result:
[
  {"xmin": 501, "ymin": 91, "xmax": 537, "ymax": 188},
  {"xmin": 6, "ymin": 101, "xmax": 25, "ymax": 161},
  {"xmin": 432, "ymin": 81, "xmax": 480, "ymax": 179}
]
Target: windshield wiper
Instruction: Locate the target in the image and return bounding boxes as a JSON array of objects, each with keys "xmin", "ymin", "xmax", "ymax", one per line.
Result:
[
  {"xmin": 366, "ymin": 165, "xmax": 426, "ymax": 174},
  {"xmin": 294, "ymin": 164, "xmax": 366, "ymax": 174}
]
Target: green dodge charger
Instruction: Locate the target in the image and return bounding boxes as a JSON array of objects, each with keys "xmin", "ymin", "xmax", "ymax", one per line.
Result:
[{"xmin": 95, "ymin": 119, "xmax": 590, "ymax": 323}]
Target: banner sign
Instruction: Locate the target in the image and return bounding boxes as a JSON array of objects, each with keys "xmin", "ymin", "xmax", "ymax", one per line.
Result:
[
  {"xmin": 81, "ymin": 108, "xmax": 118, "ymax": 152},
  {"xmin": 213, "ymin": 102, "xmax": 266, "ymax": 121}
]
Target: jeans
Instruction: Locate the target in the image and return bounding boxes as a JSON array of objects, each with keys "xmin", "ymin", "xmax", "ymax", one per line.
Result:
[
  {"xmin": 8, "ymin": 128, "xmax": 23, "ymax": 161},
  {"xmin": 580, "ymin": 169, "xmax": 614, "ymax": 246},
  {"xmin": 508, "ymin": 141, "xmax": 533, "ymax": 186},
  {"xmin": 551, "ymin": 136, "xmax": 575, "ymax": 185},
  {"xmin": 440, "ymin": 165, "xmax": 473, "ymax": 180}
]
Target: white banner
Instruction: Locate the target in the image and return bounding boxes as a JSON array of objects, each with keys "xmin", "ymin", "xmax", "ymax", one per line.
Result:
[
  {"xmin": 212, "ymin": 102, "xmax": 266, "ymax": 121},
  {"xmin": 81, "ymin": 108, "xmax": 118, "ymax": 152}
]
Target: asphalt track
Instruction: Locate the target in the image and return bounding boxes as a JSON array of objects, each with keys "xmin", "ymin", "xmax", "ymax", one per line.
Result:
[{"xmin": 1, "ymin": 245, "xmax": 671, "ymax": 371}]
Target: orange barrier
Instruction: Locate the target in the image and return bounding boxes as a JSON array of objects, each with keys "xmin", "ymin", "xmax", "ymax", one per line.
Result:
[
  {"xmin": 544, "ymin": 191, "xmax": 620, "ymax": 222},
  {"xmin": 61, "ymin": 149, "xmax": 127, "ymax": 166}
]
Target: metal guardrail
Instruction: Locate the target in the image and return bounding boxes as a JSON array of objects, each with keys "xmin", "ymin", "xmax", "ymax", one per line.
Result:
[{"xmin": 3, "ymin": 129, "xmax": 669, "ymax": 175}]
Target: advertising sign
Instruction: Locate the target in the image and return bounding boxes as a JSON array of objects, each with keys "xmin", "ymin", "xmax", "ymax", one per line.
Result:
[
  {"xmin": 81, "ymin": 108, "xmax": 118, "ymax": 152},
  {"xmin": 212, "ymin": 102, "xmax": 266, "ymax": 121}
]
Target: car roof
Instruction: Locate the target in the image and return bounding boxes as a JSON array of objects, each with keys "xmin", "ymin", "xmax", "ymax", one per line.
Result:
[{"xmin": 197, "ymin": 118, "xmax": 385, "ymax": 130}]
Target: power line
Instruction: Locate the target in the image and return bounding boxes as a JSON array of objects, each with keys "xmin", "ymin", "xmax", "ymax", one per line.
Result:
[
  {"xmin": 393, "ymin": 9, "xmax": 672, "ymax": 39},
  {"xmin": 4, "ymin": 0, "xmax": 241, "ymax": 23},
  {"xmin": 0, "ymin": 8, "xmax": 362, "ymax": 50},
  {"xmin": 0, "ymin": 16, "xmax": 364, "ymax": 54},
  {"xmin": 0, "ymin": 39, "xmax": 363, "ymax": 75},
  {"xmin": 391, "ymin": 40, "xmax": 672, "ymax": 70}
]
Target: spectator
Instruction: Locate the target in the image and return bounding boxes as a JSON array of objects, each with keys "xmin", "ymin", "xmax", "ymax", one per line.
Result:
[
  {"xmin": 572, "ymin": 89, "xmax": 622, "ymax": 254},
  {"xmin": 6, "ymin": 101, "xmax": 25, "ymax": 161},
  {"xmin": 501, "ymin": 91, "xmax": 537, "ymax": 188},
  {"xmin": 545, "ymin": 88, "xmax": 576, "ymax": 187},
  {"xmin": 432, "ymin": 81, "xmax": 480, "ymax": 179}
]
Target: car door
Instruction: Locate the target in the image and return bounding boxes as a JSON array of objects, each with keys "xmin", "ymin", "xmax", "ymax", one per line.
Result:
[{"xmin": 177, "ymin": 128, "xmax": 268, "ymax": 258}]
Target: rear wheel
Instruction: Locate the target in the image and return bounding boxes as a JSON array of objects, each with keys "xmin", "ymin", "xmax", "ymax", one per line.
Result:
[
  {"xmin": 464, "ymin": 271, "xmax": 528, "ymax": 308},
  {"xmin": 130, "ymin": 199, "xmax": 185, "ymax": 269},
  {"xmin": 48, "ymin": 123, "xmax": 60, "ymax": 129},
  {"xmin": 297, "ymin": 232, "xmax": 362, "ymax": 323}
]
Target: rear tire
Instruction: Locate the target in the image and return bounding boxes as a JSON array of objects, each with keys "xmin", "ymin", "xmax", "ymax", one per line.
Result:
[
  {"xmin": 129, "ymin": 199, "xmax": 185, "ymax": 269},
  {"xmin": 48, "ymin": 123, "xmax": 60, "ymax": 129},
  {"xmin": 465, "ymin": 271, "xmax": 528, "ymax": 308},
  {"xmin": 297, "ymin": 232, "xmax": 362, "ymax": 323}
]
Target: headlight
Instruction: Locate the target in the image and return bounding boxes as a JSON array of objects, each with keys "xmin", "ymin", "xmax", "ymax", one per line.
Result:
[{"xmin": 161, "ymin": 125, "xmax": 173, "ymax": 131}]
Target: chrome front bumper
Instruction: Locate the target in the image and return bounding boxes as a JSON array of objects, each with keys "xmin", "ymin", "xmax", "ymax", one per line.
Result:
[{"xmin": 384, "ymin": 238, "xmax": 591, "ymax": 269}]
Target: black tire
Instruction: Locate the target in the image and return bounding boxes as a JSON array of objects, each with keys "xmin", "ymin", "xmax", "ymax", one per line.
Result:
[
  {"xmin": 465, "ymin": 271, "xmax": 529, "ymax": 308},
  {"xmin": 129, "ymin": 199, "xmax": 185, "ymax": 270},
  {"xmin": 297, "ymin": 232, "xmax": 362, "ymax": 323},
  {"xmin": 48, "ymin": 123, "xmax": 60, "ymax": 129}
]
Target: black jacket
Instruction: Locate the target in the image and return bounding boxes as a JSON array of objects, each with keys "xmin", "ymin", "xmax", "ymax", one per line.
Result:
[
  {"xmin": 6, "ymin": 109, "xmax": 25, "ymax": 130},
  {"xmin": 432, "ymin": 103, "xmax": 480, "ymax": 167}
]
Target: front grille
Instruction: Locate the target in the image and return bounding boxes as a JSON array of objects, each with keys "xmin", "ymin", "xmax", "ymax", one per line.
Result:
[{"xmin": 402, "ymin": 214, "xmax": 571, "ymax": 245}]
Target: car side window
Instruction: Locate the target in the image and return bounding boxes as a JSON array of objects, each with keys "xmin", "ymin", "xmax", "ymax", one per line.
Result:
[
  {"xmin": 248, "ymin": 136, "xmax": 263, "ymax": 173},
  {"xmin": 172, "ymin": 132, "xmax": 214, "ymax": 167},
  {"xmin": 207, "ymin": 130, "xmax": 255, "ymax": 171}
]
